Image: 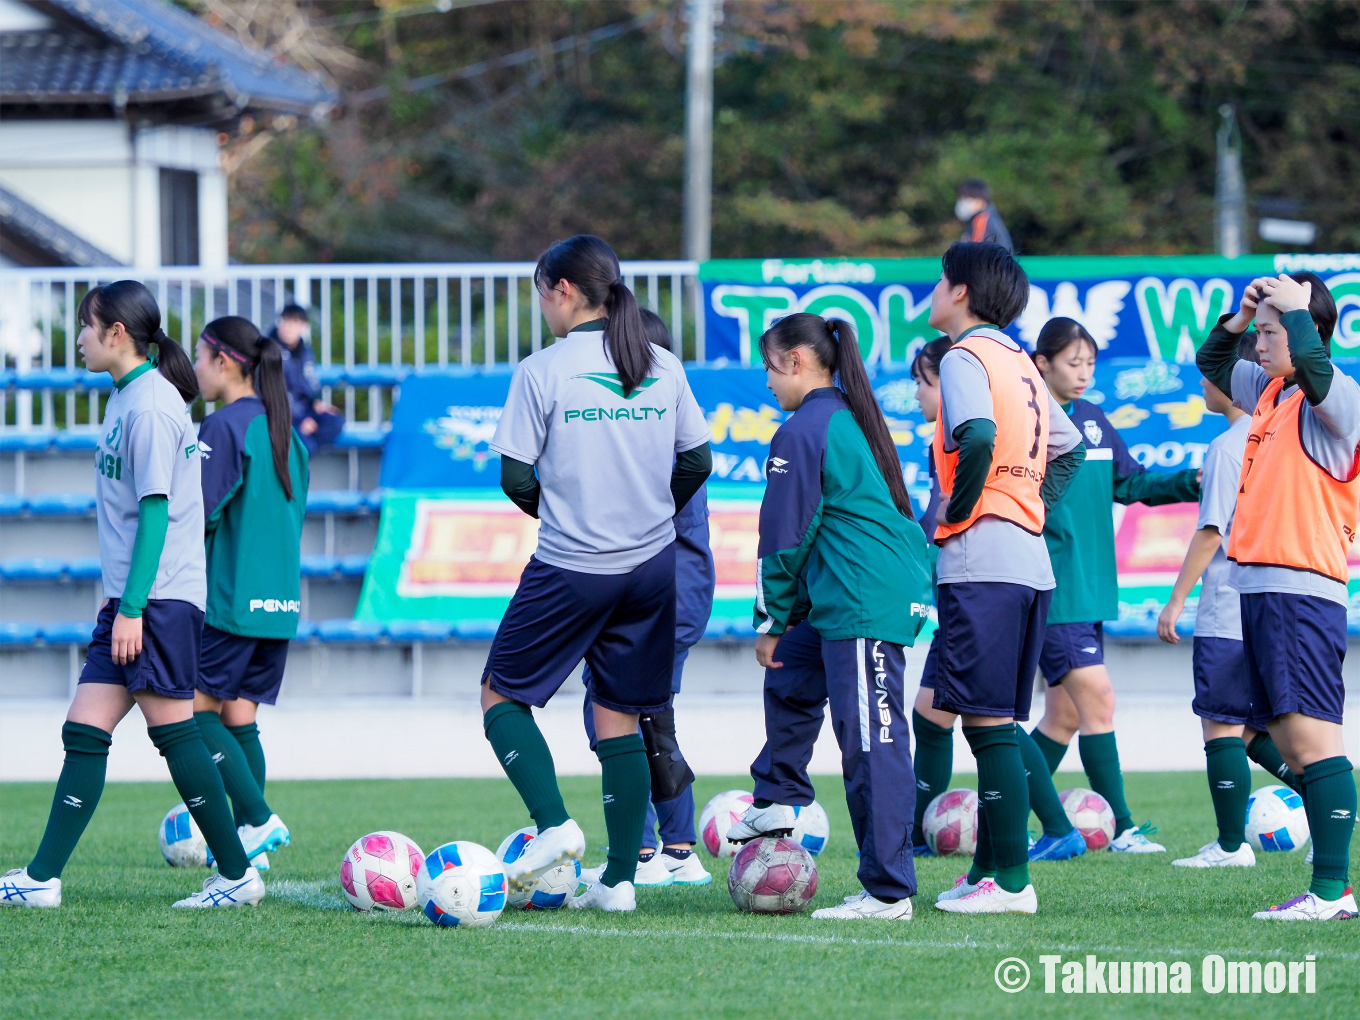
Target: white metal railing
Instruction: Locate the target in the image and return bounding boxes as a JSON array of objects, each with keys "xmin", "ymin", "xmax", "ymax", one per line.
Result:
[{"xmin": 0, "ymin": 261, "xmax": 702, "ymax": 432}]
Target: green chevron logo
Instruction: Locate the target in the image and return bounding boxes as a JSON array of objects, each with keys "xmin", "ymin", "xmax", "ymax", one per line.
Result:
[{"xmin": 573, "ymin": 372, "xmax": 659, "ymax": 399}]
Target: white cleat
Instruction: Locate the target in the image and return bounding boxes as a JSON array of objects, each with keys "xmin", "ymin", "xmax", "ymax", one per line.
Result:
[
  {"xmin": 1111, "ymin": 822, "xmax": 1166, "ymax": 853},
  {"xmin": 726, "ymin": 803, "xmax": 798, "ymax": 844},
  {"xmin": 660, "ymin": 851, "xmax": 712, "ymax": 886},
  {"xmin": 633, "ymin": 853, "xmax": 676, "ymax": 887},
  {"xmin": 172, "ymin": 866, "xmax": 265, "ymax": 908},
  {"xmin": 1172, "ymin": 840, "xmax": 1256, "ymax": 868},
  {"xmin": 569, "ymin": 876, "xmax": 636, "ymax": 912},
  {"xmin": 249, "ymin": 852, "xmax": 269, "ymax": 872},
  {"xmin": 935, "ymin": 874, "xmax": 979, "ymax": 903},
  {"xmin": 934, "ymin": 877, "xmax": 1037, "ymax": 914},
  {"xmin": 812, "ymin": 890, "xmax": 912, "ymax": 920},
  {"xmin": 0, "ymin": 868, "xmax": 60, "ymax": 908},
  {"xmin": 238, "ymin": 815, "xmax": 290, "ymax": 859},
  {"xmin": 503, "ymin": 819, "xmax": 585, "ymax": 892},
  {"xmin": 1253, "ymin": 888, "xmax": 1358, "ymax": 921}
]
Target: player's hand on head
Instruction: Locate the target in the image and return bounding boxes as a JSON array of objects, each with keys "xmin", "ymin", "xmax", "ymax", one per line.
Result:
[
  {"xmin": 112, "ymin": 612, "xmax": 143, "ymax": 665},
  {"xmin": 1260, "ymin": 274, "xmax": 1311, "ymax": 314}
]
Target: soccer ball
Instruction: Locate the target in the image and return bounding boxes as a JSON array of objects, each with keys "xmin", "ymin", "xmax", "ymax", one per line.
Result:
[
  {"xmin": 922, "ymin": 789, "xmax": 978, "ymax": 856},
  {"xmin": 1246, "ymin": 785, "xmax": 1310, "ymax": 852},
  {"xmin": 417, "ymin": 841, "xmax": 508, "ymax": 928},
  {"xmin": 790, "ymin": 801, "xmax": 830, "ymax": 856},
  {"xmin": 728, "ymin": 836, "xmax": 818, "ymax": 914},
  {"xmin": 699, "ymin": 789, "xmax": 755, "ymax": 858},
  {"xmin": 340, "ymin": 831, "xmax": 424, "ymax": 911},
  {"xmin": 1060, "ymin": 788, "xmax": 1116, "ymax": 850},
  {"xmin": 496, "ymin": 827, "xmax": 580, "ymax": 909},
  {"xmin": 158, "ymin": 803, "xmax": 207, "ymax": 867}
]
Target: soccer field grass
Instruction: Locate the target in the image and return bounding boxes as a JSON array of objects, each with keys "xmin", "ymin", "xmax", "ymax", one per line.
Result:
[{"xmin": 1, "ymin": 773, "xmax": 1355, "ymax": 1019}]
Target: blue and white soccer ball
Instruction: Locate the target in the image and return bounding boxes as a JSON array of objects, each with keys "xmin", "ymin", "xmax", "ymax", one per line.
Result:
[
  {"xmin": 496, "ymin": 827, "xmax": 580, "ymax": 910},
  {"xmin": 1246, "ymin": 785, "xmax": 1310, "ymax": 853},
  {"xmin": 158, "ymin": 803, "xmax": 208, "ymax": 867},
  {"xmin": 417, "ymin": 841, "xmax": 508, "ymax": 928},
  {"xmin": 790, "ymin": 801, "xmax": 830, "ymax": 856}
]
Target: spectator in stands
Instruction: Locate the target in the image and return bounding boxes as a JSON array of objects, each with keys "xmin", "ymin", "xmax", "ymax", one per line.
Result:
[
  {"xmin": 270, "ymin": 304, "xmax": 344, "ymax": 455},
  {"xmin": 955, "ymin": 179, "xmax": 1014, "ymax": 253}
]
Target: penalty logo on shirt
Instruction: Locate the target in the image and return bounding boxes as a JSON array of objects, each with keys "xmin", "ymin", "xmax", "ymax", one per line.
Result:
[{"xmin": 572, "ymin": 373, "xmax": 659, "ymax": 399}]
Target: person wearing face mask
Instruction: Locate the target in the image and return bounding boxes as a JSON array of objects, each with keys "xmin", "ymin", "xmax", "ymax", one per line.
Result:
[{"xmin": 955, "ymin": 179, "xmax": 1013, "ymax": 254}]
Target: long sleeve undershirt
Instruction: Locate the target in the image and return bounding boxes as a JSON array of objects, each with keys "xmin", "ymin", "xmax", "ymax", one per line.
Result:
[{"xmin": 118, "ymin": 494, "xmax": 168, "ymax": 618}]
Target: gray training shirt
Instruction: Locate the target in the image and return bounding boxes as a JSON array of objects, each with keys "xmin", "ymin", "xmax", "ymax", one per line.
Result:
[
  {"xmin": 934, "ymin": 334, "xmax": 1083, "ymax": 589},
  {"xmin": 1193, "ymin": 413, "xmax": 1250, "ymax": 640},
  {"xmin": 490, "ymin": 323, "xmax": 711, "ymax": 574},
  {"xmin": 95, "ymin": 362, "xmax": 206, "ymax": 609}
]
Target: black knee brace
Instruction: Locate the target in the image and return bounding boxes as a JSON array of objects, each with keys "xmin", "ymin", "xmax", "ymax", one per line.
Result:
[{"xmin": 639, "ymin": 705, "xmax": 694, "ymax": 802}]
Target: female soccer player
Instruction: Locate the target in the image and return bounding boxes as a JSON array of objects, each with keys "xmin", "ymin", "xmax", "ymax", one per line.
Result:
[
  {"xmin": 1027, "ymin": 317, "xmax": 1200, "ymax": 854},
  {"xmin": 191, "ymin": 316, "xmax": 308, "ymax": 871},
  {"xmin": 1197, "ymin": 272, "xmax": 1356, "ymax": 920},
  {"xmin": 483, "ymin": 235, "xmax": 712, "ymax": 913},
  {"xmin": 735, "ymin": 312, "xmax": 932, "ymax": 921},
  {"xmin": 0, "ymin": 282, "xmax": 261, "ymax": 909},
  {"xmin": 1158, "ymin": 333, "xmax": 1297, "ymax": 868}
]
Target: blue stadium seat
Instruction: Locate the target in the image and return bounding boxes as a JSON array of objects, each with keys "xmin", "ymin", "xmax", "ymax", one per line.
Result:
[
  {"xmin": 452, "ymin": 620, "xmax": 500, "ymax": 640},
  {"xmin": 704, "ymin": 617, "xmax": 757, "ymax": 639},
  {"xmin": 26, "ymin": 493, "xmax": 96, "ymax": 515},
  {"xmin": 315, "ymin": 366, "xmax": 346, "ymax": 387},
  {"xmin": 306, "ymin": 490, "xmax": 370, "ymax": 514},
  {"xmin": 332, "ymin": 429, "xmax": 386, "ymax": 449},
  {"xmin": 294, "ymin": 620, "xmax": 319, "ymax": 641},
  {"xmin": 0, "ymin": 622, "xmax": 41, "ymax": 645},
  {"xmin": 343, "ymin": 366, "xmax": 407, "ymax": 387},
  {"xmin": 54, "ymin": 432, "xmax": 100, "ymax": 451},
  {"xmin": 337, "ymin": 555, "xmax": 369, "ymax": 577},
  {"xmin": 0, "ymin": 434, "xmax": 54, "ymax": 452},
  {"xmin": 41, "ymin": 621, "xmax": 94, "ymax": 644},
  {"xmin": 11, "ymin": 370, "xmax": 112, "ymax": 391},
  {"xmin": 300, "ymin": 555, "xmax": 369, "ymax": 578},
  {"xmin": 316, "ymin": 619, "xmax": 386, "ymax": 643},
  {"xmin": 0, "ymin": 557, "xmax": 101, "ymax": 581},
  {"xmin": 0, "ymin": 494, "xmax": 26, "ymax": 515},
  {"xmin": 365, "ymin": 490, "xmax": 385, "ymax": 512},
  {"xmin": 384, "ymin": 619, "xmax": 454, "ymax": 642}
]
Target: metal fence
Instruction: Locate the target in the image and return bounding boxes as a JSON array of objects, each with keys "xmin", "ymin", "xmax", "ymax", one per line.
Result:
[{"xmin": 0, "ymin": 261, "xmax": 702, "ymax": 431}]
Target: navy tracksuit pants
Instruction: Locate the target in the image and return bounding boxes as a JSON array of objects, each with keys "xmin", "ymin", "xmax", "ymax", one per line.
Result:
[{"xmin": 750, "ymin": 622, "xmax": 917, "ymax": 900}]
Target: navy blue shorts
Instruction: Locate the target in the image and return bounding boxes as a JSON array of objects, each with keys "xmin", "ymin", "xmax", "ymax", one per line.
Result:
[
  {"xmin": 485, "ymin": 544, "xmax": 676, "ymax": 714},
  {"xmin": 918, "ymin": 632, "xmax": 940, "ymax": 690},
  {"xmin": 932, "ymin": 582, "xmax": 1051, "ymax": 721},
  {"xmin": 197, "ymin": 624, "xmax": 290, "ymax": 705},
  {"xmin": 80, "ymin": 598, "xmax": 203, "ymax": 700},
  {"xmin": 1191, "ymin": 636, "xmax": 1250, "ymax": 725},
  {"xmin": 1241, "ymin": 592, "xmax": 1347, "ymax": 727},
  {"xmin": 1039, "ymin": 621, "xmax": 1104, "ymax": 685}
]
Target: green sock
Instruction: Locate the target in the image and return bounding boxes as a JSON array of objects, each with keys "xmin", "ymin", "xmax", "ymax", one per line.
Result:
[
  {"xmin": 148, "ymin": 720, "xmax": 250, "ymax": 881},
  {"xmin": 483, "ymin": 701, "xmax": 569, "ymax": 831},
  {"xmin": 597, "ymin": 734, "xmax": 650, "ymax": 888},
  {"xmin": 27, "ymin": 722, "xmax": 112, "ymax": 882},
  {"xmin": 966, "ymin": 803, "xmax": 996, "ymax": 885},
  {"xmin": 1301, "ymin": 756, "xmax": 1355, "ymax": 902},
  {"xmin": 195, "ymin": 712, "xmax": 272, "ymax": 828},
  {"xmin": 1017, "ymin": 725, "xmax": 1074, "ymax": 838},
  {"xmin": 911, "ymin": 710, "xmax": 953, "ymax": 848},
  {"xmin": 1203, "ymin": 737, "xmax": 1250, "ymax": 852},
  {"xmin": 964, "ymin": 725, "xmax": 1030, "ymax": 893},
  {"xmin": 1078, "ymin": 732, "xmax": 1134, "ymax": 835},
  {"xmin": 1031, "ymin": 727, "xmax": 1069, "ymax": 775},
  {"xmin": 1246, "ymin": 732, "xmax": 1299, "ymax": 792},
  {"xmin": 227, "ymin": 722, "xmax": 267, "ymax": 828}
]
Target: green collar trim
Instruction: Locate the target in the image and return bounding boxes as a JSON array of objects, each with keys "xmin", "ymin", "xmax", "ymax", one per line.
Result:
[
  {"xmin": 570, "ymin": 318, "xmax": 607, "ymax": 334},
  {"xmin": 114, "ymin": 358, "xmax": 156, "ymax": 391},
  {"xmin": 955, "ymin": 324, "xmax": 1002, "ymax": 344}
]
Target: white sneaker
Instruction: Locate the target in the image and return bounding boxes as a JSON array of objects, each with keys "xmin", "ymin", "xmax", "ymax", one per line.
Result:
[
  {"xmin": 1253, "ymin": 888, "xmax": 1358, "ymax": 921},
  {"xmin": 660, "ymin": 850, "xmax": 712, "ymax": 886},
  {"xmin": 725, "ymin": 803, "xmax": 797, "ymax": 844},
  {"xmin": 250, "ymin": 852, "xmax": 269, "ymax": 872},
  {"xmin": 935, "ymin": 874, "xmax": 979, "ymax": 903},
  {"xmin": 1111, "ymin": 822, "xmax": 1166, "ymax": 853},
  {"xmin": 569, "ymin": 876, "xmax": 636, "ymax": 912},
  {"xmin": 238, "ymin": 814, "xmax": 290, "ymax": 859},
  {"xmin": 1172, "ymin": 840, "xmax": 1256, "ymax": 868},
  {"xmin": 812, "ymin": 890, "xmax": 913, "ymax": 920},
  {"xmin": 633, "ymin": 853, "xmax": 676, "ymax": 887},
  {"xmin": 934, "ymin": 877, "xmax": 1038, "ymax": 914},
  {"xmin": 172, "ymin": 866, "xmax": 265, "ymax": 908},
  {"xmin": 503, "ymin": 819, "xmax": 585, "ymax": 892},
  {"xmin": 0, "ymin": 868, "xmax": 60, "ymax": 908}
]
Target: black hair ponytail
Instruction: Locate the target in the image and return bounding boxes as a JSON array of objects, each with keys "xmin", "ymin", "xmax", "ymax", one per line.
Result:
[
  {"xmin": 202, "ymin": 315, "xmax": 295, "ymax": 502},
  {"xmin": 1034, "ymin": 317, "xmax": 1097, "ymax": 365},
  {"xmin": 910, "ymin": 335, "xmax": 954, "ymax": 382},
  {"xmin": 534, "ymin": 235, "xmax": 655, "ymax": 396},
  {"xmin": 77, "ymin": 280, "xmax": 199, "ymax": 402},
  {"xmin": 758, "ymin": 312, "xmax": 915, "ymax": 519}
]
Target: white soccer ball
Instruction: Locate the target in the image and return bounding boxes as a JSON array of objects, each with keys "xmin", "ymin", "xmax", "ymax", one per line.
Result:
[
  {"xmin": 496, "ymin": 827, "xmax": 580, "ymax": 910},
  {"xmin": 158, "ymin": 803, "xmax": 208, "ymax": 867},
  {"xmin": 1246, "ymin": 784, "xmax": 1310, "ymax": 853},
  {"xmin": 1060, "ymin": 788, "xmax": 1117, "ymax": 850},
  {"xmin": 790, "ymin": 801, "xmax": 830, "ymax": 856},
  {"xmin": 922, "ymin": 789, "xmax": 978, "ymax": 856},
  {"xmin": 699, "ymin": 789, "xmax": 755, "ymax": 858},
  {"xmin": 418, "ymin": 841, "xmax": 508, "ymax": 928},
  {"xmin": 340, "ymin": 831, "xmax": 424, "ymax": 911}
]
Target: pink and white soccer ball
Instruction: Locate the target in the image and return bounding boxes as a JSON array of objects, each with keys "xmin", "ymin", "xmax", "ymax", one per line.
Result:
[
  {"xmin": 340, "ymin": 831, "xmax": 424, "ymax": 911},
  {"xmin": 700, "ymin": 789, "xmax": 755, "ymax": 858},
  {"xmin": 728, "ymin": 836, "xmax": 818, "ymax": 914},
  {"xmin": 922, "ymin": 789, "xmax": 978, "ymax": 857},
  {"xmin": 1060, "ymin": 788, "xmax": 1116, "ymax": 850}
]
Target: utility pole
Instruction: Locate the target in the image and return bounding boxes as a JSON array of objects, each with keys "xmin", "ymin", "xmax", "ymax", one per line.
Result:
[
  {"xmin": 683, "ymin": 0, "xmax": 714, "ymax": 262},
  {"xmin": 1215, "ymin": 104, "xmax": 1246, "ymax": 259}
]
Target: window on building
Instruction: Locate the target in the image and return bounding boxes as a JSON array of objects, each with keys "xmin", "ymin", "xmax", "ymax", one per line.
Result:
[{"xmin": 159, "ymin": 169, "xmax": 199, "ymax": 266}]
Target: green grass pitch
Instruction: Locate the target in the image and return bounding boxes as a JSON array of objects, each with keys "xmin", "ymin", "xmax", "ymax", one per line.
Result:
[{"xmin": 2, "ymin": 772, "xmax": 1356, "ymax": 1019}]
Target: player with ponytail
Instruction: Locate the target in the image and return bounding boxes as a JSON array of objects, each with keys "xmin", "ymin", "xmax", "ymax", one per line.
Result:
[
  {"xmin": 725, "ymin": 312, "xmax": 933, "ymax": 921},
  {"xmin": 189, "ymin": 316, "xmax": 309, "ymax": 870}
]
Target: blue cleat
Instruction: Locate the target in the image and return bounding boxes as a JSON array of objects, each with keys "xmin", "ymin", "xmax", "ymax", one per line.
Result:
[
  {"xmin": 1029, "ymin": 829, "xmax": 1087, "ymax": 861},
  {"xmin": 912, "ymin": 843, "xmax": 936, "ymax": 858}
]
